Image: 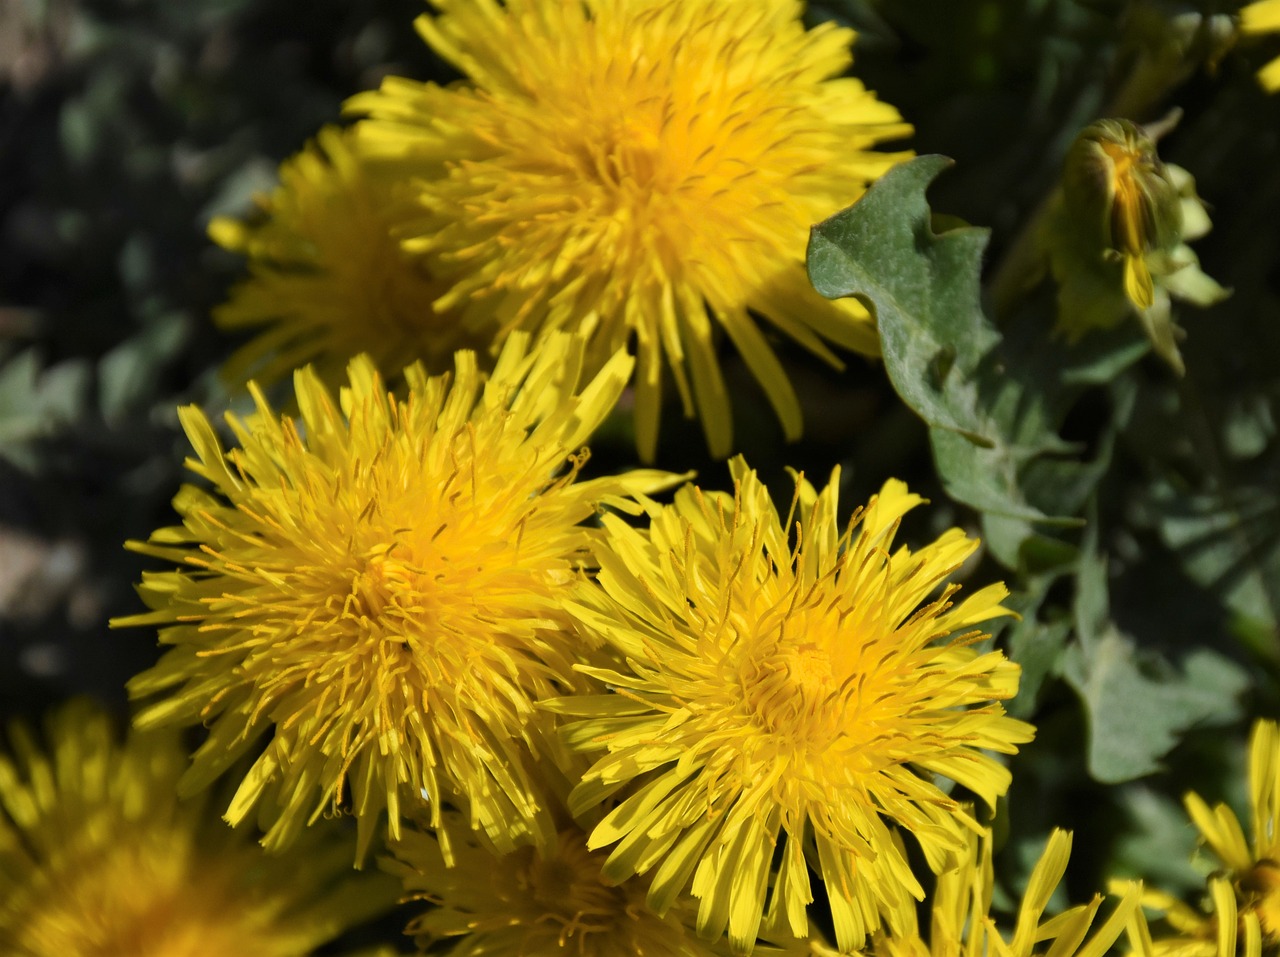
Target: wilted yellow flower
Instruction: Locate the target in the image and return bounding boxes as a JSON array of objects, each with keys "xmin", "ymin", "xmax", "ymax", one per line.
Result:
[
  {"xmin": 551, "ymin": 459, "xmax": 1034, "ymax": 953},
  {"xmin": 387, "ymin": 810, "xmax": 795, "ymax": 957},
  {"xmin": 1241, "ymin": 1, "xmax": 1280, "ymax": 90},
  {"xmin": 210, "ymin": 125, "xmax": 481, "ymax": 390},
  {"xmin": 869, "ymin": 828, "xmax": 1140, "ymax": 957},
  {"xmin": 115, "ymin": 332, "xmax": 678, "ymax": 861},
  {"xmin": 0, "ymin": 700, "xmax": 394, "ymax": 957},
  {"xmin": 348, "ymin": 0, "xmax": 910, "ymax": 459},
  {"xmin": 1122, "ymin": 720, "xmax": 1280, "ymax": 957}
]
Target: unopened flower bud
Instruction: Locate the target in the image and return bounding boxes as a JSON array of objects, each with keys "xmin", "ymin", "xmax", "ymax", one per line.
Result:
[{"xmin": 1062, "ymin": 118, "xmax": 1183, "ymax": 310}]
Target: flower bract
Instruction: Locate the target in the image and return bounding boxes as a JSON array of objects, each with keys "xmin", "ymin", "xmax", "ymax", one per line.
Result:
[
  {"xmin": 116, "ymin": 332, "xmax": 678, "ymax": 861},
  {"xmin": 551, "ymin": 458, "xmax": 1034, "ymax": 952},
  {"xmin": 0, "ymin": 700, "xmax": 393, "ymax": 957},
  {"xmin": 347, "ymin": 0, "xmax": 911, "ymax": 459}
]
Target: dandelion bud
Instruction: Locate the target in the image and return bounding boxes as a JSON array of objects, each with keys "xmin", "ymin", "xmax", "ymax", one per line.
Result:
[{"xmin": 1062, "ymin": 118, "xmax": 1183, "ymax": 310}]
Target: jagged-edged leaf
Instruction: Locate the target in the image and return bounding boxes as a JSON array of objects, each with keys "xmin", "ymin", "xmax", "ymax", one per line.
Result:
[
  {"xmin": 808, "ymin": 155, "xmax": 1151, "ymax": 541},
  {"xmin": 809, "ymin": 155, "xmax": 998, "ymax": 444},
  {"xmin": 1063, "ymin": 627, "xmax": 1247, "ymax": 783},
  {"xmin": 808, "ymin": 158, "xmax": 1068, "ymax": 525}
]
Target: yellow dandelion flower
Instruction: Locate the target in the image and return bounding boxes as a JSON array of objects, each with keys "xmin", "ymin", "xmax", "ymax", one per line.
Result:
[
  {"xmin": 550, "ymin": 458, "xmax": 1035, "ymax": 953},
  {"xmin": 1120, "ymin": 880, "xmax": 1256, "ymax": 957},
  {"xmin": 1241, "ymin": 1, "xmax": 1280, "ymax": 91},
  {"xmin": 114, "ymin": 332, "xmax": 680, "ymax": 862},
  {"xmin": 868, "ymin": 828, "xmax": 1140, "ymax": 957},
  {"xmin": 347, "ymin": 0, "xmax": 911, "ymax": 460},
  {"xmin": 209, "ymin": 124, "xmax": 481, "ymax": 390},
  {"xmin": 1122, "ymin": 720, "xmax": 1280, "ymax": 957},
  {"xmin": 0, "ymin": 700, "xmax": 394, "ymax": 957},
  {"xmin": 386, "ymin": 809, "xmax": 807, "ymax": 957}
]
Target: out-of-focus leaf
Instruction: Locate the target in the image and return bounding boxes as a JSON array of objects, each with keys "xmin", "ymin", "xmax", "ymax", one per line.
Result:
[
  {"xmin": 1111, "ymin": 784, "xmax": 1204, "ymax": 893},
  {"xmin": 98, "ymin": 315, "xmax": 192, "ymax": 424},
  {"xmin": 1152, "ymin": 483, "xmax": 1280, "ymax": 631},
  {"xmin": 1063, "ymin": 627, "xmax": 1246, "ymax": 783},
  {"xmin": 1221, "ymin": 395, "xmax": 1275, "ymax": 462},
  {"xmin": 0, "ymin": 350, "xmax": 90, "ymax": 471}
]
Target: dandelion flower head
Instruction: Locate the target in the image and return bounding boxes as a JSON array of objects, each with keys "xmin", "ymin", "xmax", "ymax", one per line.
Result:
[
  {"xmin": 116, "ymin": 332, "xmax": 677, "ymax": 862},
  {"xmin": 210, "ymin": 124, "xmax": 480, "ymax": 391},
  {"xmin": 0, "ymin": 700, "xmax": 393, "ymax": 957},
  {"xmin": 386, "ymin": 810, "xmax": 794, "ymax": 957},
  {"xmin": 1125, "ymin": 720, "xmax": 1280, "ymax": 957},
  {"xmin": 1241, "ymin": 1, "xmax": 1280, "ymax": 91},
  {"xmin": 348, "ymin": 0, "xmax": 911, "ymax": 459},
  {"xmin": 867, "ymin": 828, "xmax": 1140, "ymax": 957},
  {"xmin": 552, "ymin": 458, "xmax": 1035, "ymax": 952}
]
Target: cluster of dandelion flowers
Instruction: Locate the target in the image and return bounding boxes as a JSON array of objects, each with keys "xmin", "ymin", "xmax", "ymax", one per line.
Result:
[
  {"xmin": 348, "ymin": 0, "xmax": 911, "ymax": 460},
  {"xmin": 116, "ymin": 332, "xmax": 678, "ymax": 862},
  {"xmin": 386, "ymin": 810, "xmax": 794, "ymax": 957},
  {"xmin": 867, "ymin": 827, "xmax": 1140, "ymax": 957},
  {"xmin": 1241, "ymin": 0, "xmax": 1280, "ymax": 91},
  {"xmin": 552, "ymin": 459, "xmax": 1035, "ymax": 952},
  {"xmin": 210, "ymin": 124, "xmax": 483, "ymax": 390},
  {"xmin": 0, "ymin": 700, "xmax": 394, "ymax": 957},
  {"xmin": 1124, "ymin": 719, "xmax": 1280, "ymax": 957}
]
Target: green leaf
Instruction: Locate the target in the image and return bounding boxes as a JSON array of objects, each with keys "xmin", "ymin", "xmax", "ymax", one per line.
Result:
[
  {"xmin": 0, "ymin": 350, "xmax": 90, "ymax": 471},
  {"xmin": 808, "ymin": 155, "xmax": 1084, "ymax": 524},
  {"xmin": 1004, "ymin": 578, "xmax": 1072, "ymax": 720},
  {"xmin": 98, "ymin": 313, "xmax": 192, "ymax": 424},
  {"xmin": 1064, "ymin": 510, "xmax": 1249, "ymax": 783},
  {"xmin": 808, "ymin": 155, "xmax": 997, "ymax": 444},
  {"xmin": 1062, "ymin": 626, "xmax": 1247, "ymax": 783},
  {"xmin": 1152, "ymin": 483, "xmax": 1280, "ymax": 631},
  {"xmin": 1111, "ymin": 784, "xmax": 1205, "ymax": 893}
]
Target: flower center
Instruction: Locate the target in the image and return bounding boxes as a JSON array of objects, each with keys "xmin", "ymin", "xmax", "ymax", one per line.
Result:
[
  {"xmin": 1240, "ymin": 860, "xmax": 1280, "ymax": 946},
  {"xmin": 518, "ymin": 834, "xmax": 635, "ymax": 945},
  {"xmin": 578, "ymin": 116, "xmax": 665, "ymax": 192},
  {"xmin": 741, "ymin": 629, "xmax": 847, "ymax": 748}
]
